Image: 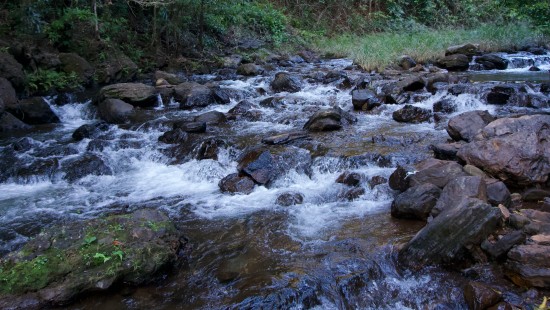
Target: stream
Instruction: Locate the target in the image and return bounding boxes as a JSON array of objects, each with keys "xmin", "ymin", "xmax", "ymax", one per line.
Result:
[{"xmin": 1, "ymin": 52, "xmax": 550, "ymax": 309}]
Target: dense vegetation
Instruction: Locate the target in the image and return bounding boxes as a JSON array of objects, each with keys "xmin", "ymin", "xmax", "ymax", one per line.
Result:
[{"xmin": 0, "ymin": 0, "xmax": 548, "ymax": 87}]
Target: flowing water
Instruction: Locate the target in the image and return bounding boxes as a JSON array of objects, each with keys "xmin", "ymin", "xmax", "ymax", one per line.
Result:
[{"xmin": 1, "ymin": 53, "xmax": 550, "ymax": 309}]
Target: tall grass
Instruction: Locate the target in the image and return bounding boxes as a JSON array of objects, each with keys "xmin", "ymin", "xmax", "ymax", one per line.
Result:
[{"xmin": 311, "ymin": 23, "xmax": 546, "ymax": 70}]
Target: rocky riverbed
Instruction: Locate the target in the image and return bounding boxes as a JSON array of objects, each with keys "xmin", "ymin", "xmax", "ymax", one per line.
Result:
[{"xmin": 1, "ymin": 43, "xmax": 550, "ymax": 309}]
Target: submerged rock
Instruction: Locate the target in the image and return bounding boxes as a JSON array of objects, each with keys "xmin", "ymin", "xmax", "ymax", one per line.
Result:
[
  {"xmin": 276, "ymin": 192, "xmax": 304, "ymax": 207},
  {"xmin": 0, "ymin": 209, "xmax": 185, "ymax": 308},
  {"xmin": 61, "ymin": 153, "xmax": 113, "ymax": 182}
]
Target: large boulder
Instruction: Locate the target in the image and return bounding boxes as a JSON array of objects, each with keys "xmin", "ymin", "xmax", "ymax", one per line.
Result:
[
  {"xmin": 97, "ymin": 98, "xmax": 134, "ymax": 124},
  {"xmin": 391, "ymin": 183, "xmax": 442, "ymax": 220},
  {"xmin": 0, "ymin": 209, "xmax": 184, "ymax": 308},
  {"xmin": 0, "ymin": 52, "xmax": 25, "ymax": 90},
  {"xmin": 303, "ymin": 108, "xmax": 342, "ymax": 132},
  {"xmin": 457, "ymin": 115, "xmax": 550, "ymax": 186},
  {"xmin": 59, "ymin": 53, "xmax": 94, "ymax": 85},
  {"xmin": 94, "ymin": 51, "xmax": 138, "ymax": 84},
  {"xmin": 505, "ymin": 244, "xmax": 550, "ymax": 288},
  {"xmin": 174, "ymin": 82, "xmax": 214, "ymax": 109},
  {"xmin": 0, "ymin": 112, "xmax": 31, "ymax": 132},
  {"xmin": 61, "ymin": 153, "xmax": 113, "ymax": 182},
  {"xmin": 486, "ymin": 85, "xmax": 516, "ymax": 105},
  {"xmin": 445, "ymin": 43, "xmax": 479, "ymax": 59},
  {"xmin": 475, "ymin": 54, "xmax": 509, "ymax": 70},
  {"xmin": 430, "ymin": 176, "xmax": 487, "ymax": 218},
  {"xmin": 399, "ymin": 198, "xmax": 501, "ymax": 268},
  {"xmin": 237, "ymin": 148, "xmax": 275, "ymax": 185},
  {"xmin": 436, "ymin": 54, "xmax": 470, "ymax": 71},
  {"xmin": 99, "ymin": 83, "xmax": 158, "ymax": 108},
  {"xmin": 271, "ymin": 72, "xmax": 302, "ymax": 93},
  {"xmin": 408, "ymin": 158, "xmax": 467, "ymax": 189},
  {"xmin": 447, "ymin": 110, "xmax": 495, "ymax": 142},
  {"xmin": 0, "ymin": 77, "xmax": 18, "ymax": 110},
  {"xmin": 7, "ymin": 97, "xmax": 60, "ymax": 125},
  {"xmin": 72, "ymin": 122, "xmax": 109, "ymax": 141},
  {"xmin": 392, "ymin": 105, "xmax": 432, "ymax": 123},
  {"xmin": 351, "ymin": 89, "xmax": 382, "ymax": 111}
]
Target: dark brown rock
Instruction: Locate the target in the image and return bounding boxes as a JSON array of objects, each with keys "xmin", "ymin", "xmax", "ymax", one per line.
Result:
[
  {"xmin": 431, "ymin": 176, "xmax": 487, "ymax": 218},
  {"xmin": 0, "ymin": 52, "xmax": 25, "ymax": 89},
  {"xmin": 237, "ymin": 63, "xmax": 262, "ymax": 76},
  {"xmin": 303, "ymin": 108, "xmax": 342, "ymax": 132},
  {"xmin": 237, "ymin": 148, "xmax": 275, "ymax": 185},
  {"xmin": 174, "ymin": 82, "xmax": 214, "ymax": 109},
  {"xmin": 0, "ymin": 112, "xmax": 31, "ymax": 132},
  {"xmin": 433, "ymin": 98, "xmax": 458, "ymax": 114},
  {"xmin": 158, "ymin": 128, "xmax": 189, "ymax": 144},
  {"xmin": 475, "ymin": 54, "xmax": 509, "ymax": 70},
  {"xmin": 436, "ymin": 54, "xmax": 470, "ymax": 71},
  {"xmin": 271, "ymin": 72, "xmax": 302, "ymax": 93},
  {"xmin": 392, "ymin": 105, "xmax": 432, "ymax": 123},
  {"xmin": 219, "ymin": 173, "xmax": 255, "ymax": 194},
  {"xmin": 431, "ymin": 142, "xmax": 465, "ymax": 161},
  {"xmin": 391, "ymin": 183, "xmax": 441, "ymax": 220},
  {"xmin": 276, "ymin": 192, "xmax": 304, "ymax": 206},
  {"xmin": 397, "ymin": 55, "xmax": 417, "ymax": 70},
  {"xmin": 0, "ymin": 77, "xmax": 17, "ymax": 110},
  {"xmin": 485, "ymin": 179, "xmax": 512, "ymax": 208},
  {"xmin": 447, "ymin": 110, "xmax": 495, "ymax": 142},
  {"xmin": 194, "ymin": 111, "xmax": 226, "ymax": 125},
  {"xmin": 408, "ymin": 158, "xmax": 467, "ymax": 189},
  {"xmin": 59, "ymin": 53, "xmax": 94, "ymax": 85},
  {"xmin": 98, "ymin": 98, "xmax": 134, "ymax": 124},
  {"xmin": 368, "ymin": 176, "xmax": 387, "ymax": 189},
  {"xmin": 341, "ymin": 187, "xmax": 366, "ymax": 201},
  {"xmin": 389, "ymin": 165, "xmax": 412, "ymax": 192},
  {"xmin": 192, "ymin": 139, "xmax": 225, "ymax": 160},
  {"xmin": 505, "ymin": 244, "xmax": 550, "ymax": 288},
  {"xmin": 481, "ymin": 230, "xmax": 526, "ymax": 259},
  {"xmin": 173, "ymin": 121, "xmax": 206, "ymax": 133},
  {"xmin": 99, "ymin": 83, "xmax": 158, "ymax": 108},
  {"xmin": 8, "ymin": 97, "xmax": 60, "ymax": 125},
  {"xmin": 336, "ymin": 171, "xmax": 362, "ymax": 186},
  {"xmin": 352, "ymin": 89, "xmax": 382, "ymax": 111},
  {"xmin": 61, "ymin": 153, "xmax": 113, "ymax": 182},
  {"xmin": 464, "ymin": 282, "xmax": 502, "ymax": 310}
]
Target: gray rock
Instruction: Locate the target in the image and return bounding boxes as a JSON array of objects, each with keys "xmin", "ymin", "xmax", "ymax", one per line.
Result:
[
  {"xmin": 445, "ymin": 43, "xmax": 479, "ymax": 59},
  {"xmin": 352, "ymin": 89, "xmax": 382, "ymax": 111},
  {"xmin": 8, "ymin": 97, "xmax": 60, "ymax": 124},
  {"xmin": 447, "ymin": 110, "xmax": 495, "ymax": 142},
  {"xmin": 408, "ymin": 158, "xmax": 467, "ymax": 189},
  {"xmin": 99, "ymin": 83, "xmax": 158, "ymax": 108},
  {"xmin": 0, "ymin": 111, "xmax": 31, "ymax": 132},
  {"xmin": 392, "ymin": 105, "xmax": 431, "ymax": 123},
  {"xmin": 219, "ymin": 173, "xmax": 255, "ymax": 194},
  {"xmin": 61, "ymin": 153, "xmax": 113, "ymax": 182},
  {"xmin": 481, "ymin": 231, "xmax": 525, "ymax": 259},
  {"xmin": 0, "ymin": 52, "xmax": 25, "ymax": 90},
  {"xmin": 436, "ymin": 54, "xmax": 470, "ymax": 71},
  {"xmin": 475, "ymin": 54, "xmax": 509, "ymax": 70},
  {"xmin": 174, "ymin": 82, "xmax": 214, "ymax": 109},
  {"xmin": 98, "ymin": 98, "xmax": 134, "ymax": 124},
  {"xmin": 271, "ymin": 72, "xmax": 302, "ymax": 93},
  {"xmin": 276, "ymin": 192, "xmax": 304, "ymax": 206},
  {"xmin": 431, "ymin": 176, "xmax": 487, "ymax": 218},
  {"xmin": 485, "ymin": 179, "xmax": 512, "ymax": 208},
  {"xmin": 397, "ymin": 55, "xmax": 417, "ymax": 70},
  {"xmin": 0, "ymin": 77, "xmax": 18, "ymax": 110},
  {"xmin": 237, "ymin": 148, "xmax": 275, "ymax": 185},
  {"xmin": 391, "ymin": 183, "xmax": 441, "ymax": 220},
  {"xmin": 303, "ymin": 108, "xmax": 342, "ymax": 132},
  {"xmin": 237, "ymin": 63, "xmax": 262, "ymax": 76},
  {"xmin": 463, "ymin": 281, "xmax": 502, "ymax": 310}
]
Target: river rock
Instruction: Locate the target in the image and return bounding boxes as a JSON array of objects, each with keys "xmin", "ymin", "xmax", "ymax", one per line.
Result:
[
  {"xmin": 485, "ymin": 179, "xmax": 512, "ymax": 208},
  {"xmin": 541, "ymin": 83, "xmax": 550, "ymax": 94},
  {"xmin": 213, "ymin": 87, "xmax": 249, "ymax": 104},
  {"xmin": 436, "ymin": 54, "xmax": 470, "ymax": 71},
  {"xmin": 399, "ymin": 198, "xmax": 501, "ymax": 268},
  {"xmin": 389, "ymin": 165, "xmax": 413, "ymax": 192},
  {"xmin": 158, "ymin": 128, "xmax": 188, "ymax": 144},
  {"xmin": 431, "ymin": 142, "xmax": 465, "ymax": 161},
  {"xmin": 98, "ymin": 98, "xmax": 134, "ymax": 124},
  {"xmin": 0, "ymin": 112, "xmax": 31, "ymax": 132},
  {"xmin": 368, "ymin": 176, "xmax": 387, "ymax": 189},
  {"xmin": 261, "ymin": 132, "xmax": 308, "ymax": 145},
  {"xmin": 59, "ymin": 53, "xmax": 94, "ymax": 85},
  {"xmin": 336, "ymin": 171, "xmax": 362, "ymax": 186},
  {"xmin": 341, "ymin": 187, "xmax": 366, "ymax": 201},
  {"xmin": 194, "ymin": 111, "xmax": 226, "ymax": 125},
  {"xmin": 191, "ymin": 138, "xmax": 225, "ymax": 160},
  {"xmin": 486, "ymin": 85, "xmax": 516, "ymax": 105},
  {"xmin": 271, "ymin": 72, "xmax": 302, "ymax": 93},
  {"xmin": 237, "ymin": 148, "xmax": 275, "ymax": 185},
  {"xmin": 95, "ymin": 50, "xmax": 138, "ymax": 84},
  {"xmin": 173, "ymin": 121, "xmax": 206, "ymax": 133},
  {"xmin": 447, "ymin": 110, "xmax": 495, "ymax": 142},
  {"xmin": 8, "ymin": 97, "xmax": 60, "ymax": 125},
  {"xmin": 237, "ymin": 63, "xmax": 262, "ymax": 76},
  {"xmin": 431, "ymin": 176, "xmax": 487, "ymax": 218},
  {"xmin": 433, "ymin": 98, "xmax": 457, "ymax": 114},
  {"xmin": 445, "ymin": 43, "xmax": 479, "ymax": 59},
  {"xmin": 464, "ymin": 282, "xmax": 502, "ymax": 310},
  {"xmin": 522, "ymin": 188, "xmax": 550, "ymax": 202},
  {"xmin": 409, "ymin": 158, "xmax": 467, "ymax": 189},
  {"xmin": 0, "ymin": 209, "xmax": 184, "ymax": 308},
  {"xmin": 481, "ymin": 230, "xmax": 525, "ymax": 259},
  {"xmin": 397, "ymin": 55, "xmax": 417, "ymax": 70},
  {"xmin": 219, "ymin": 173, "xmax": 255, "ymax": 194},
  {"xmin": 475, "ymin": 54, "xmax": 509, "ymax": 70},
  {"xmin": 61, "ymin": 153, "xmax": 113, "ymax": 182},
  {"xmin": 154, "ymin": 70, "xmax": 183, "ymax": 85},
  {"xmin": 276, "ymin": 192, "xmax": 304, "ymax": 207},
  {"xmin": 99, "ymin": 83, "xmax": 158, "ymax": 108},
  {"xmin": 505, "ymin": 244, "xmax": 550, "ymax": 288},
  {"xmin": 303, "ymin": 108, "xmax": 342, "ymax": 132},
  {"xmin": 351, "ymin": 89, "xmax": 382, "ymax": 111},
  {"xmin": 391, "ymin": 183, "xmax": 441, "ymax": 220},
  {"xmin": 392, "ymin": 105, "xmax": 431, "ymax": 123},
  {"xmin": 382, "ymin": 76, "xmax": 426, "ymax": 104},
  {"xmin": 0, "ymin": 77, "xmax": 17, "ymax": 110},
  {"xmin": 175, "ymin": 82, "xmax": 214, "ymax": 109},
  {"xmin": 457, "ymin": 115, "xmax": 550, "ymax": 186},
  {"xmin": 0, "ymin": 52, "xmax": 25, "ymax": 90},
  {"xmin": 72, "ymin": 122, "xmax": 109, "ymax": 141}
]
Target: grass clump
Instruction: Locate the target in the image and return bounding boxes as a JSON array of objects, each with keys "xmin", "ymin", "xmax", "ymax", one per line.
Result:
[{"xmin": 311, "ymin": 23, "xmax": 546, "ymax": 71}]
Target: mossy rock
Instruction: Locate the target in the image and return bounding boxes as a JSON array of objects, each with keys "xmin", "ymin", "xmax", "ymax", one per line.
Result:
[{"xmin": 0, "ymin": 209, "xmax": 185, "ymax": 307}]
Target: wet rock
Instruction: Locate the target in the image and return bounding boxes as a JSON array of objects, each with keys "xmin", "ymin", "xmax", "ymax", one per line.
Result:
[
  {"xmin": 303, "ymin": 108, "xmax": 342, "ymax": 132},
  {"xmin": 481, "ymin": 231, "xmax": 525, "ymax": 259},
  {"xmin": 271, "ymin": 72, "xmax": 302, "ymax": 93},
  {"xmin": 72, "ymin": 122, "xmax": 109, "ymax": 141},
  {"xmin": 464, "ymin": 281, "xmax": 502, "ymax": 310},
  {"xmin": 528, "ymin": 47, "xmax": 547, "ymax": 55},
  {"xmin": 368, "ymin": 176, "xmax": 387, "ymax": 189},
  {"xmin": 323, "ymin": 70, "xmax": 345, "ymax": 84},
  {"xmin": 0, "ymin": 209, "xmax": 183, "ymax": 308},
  {"xmin": 341, "ymin": 187, "xmax": 366, "ymax": 201},
  {"xmin": 431, "ymin": 176, "xmax": 487, "ymax": 218},
  {"xmin": 486, "ymin": 179, "xmax": 512, "ymax": 208},
  {"xmin": 12, "ymin": 137, "xmax": 37, "ymax": 152},
  {"xmin": 227, "ymin": 99, "xmax": 255, "ymax": 120},
  {"xmin": 61, "ymin": 153, "xmax": 113, "ymax": 182},
  {"xmin": 509, "ymin": 213, "xmax": 530, "ymax": 229},
  {"xmin": 541, "ymin": 83, "xmax": 550, "ymax": 94},
  {"xmin": 219, "ymin": 173, "xmax": 255, "ymax": 194},
  {"xmin": 446, "ymin": 44, "xmax": 479, "ymax": 59},
  {"xmin": 213, "ymin": 87, "xmax": 249, "ymax": 104},
  {"xmin": 448, "ymin": 84, "xmax": 471, "ymax": 96},
  {"xmin": 0, "ymin": 52, "xmax": 25, "ymax": 90},
  {"xmin": 276, "ymin": 192, "xmax": 304, "ymax": 207},
  {"xmin": 173, "ymin": 121, "xmax": 206, "ymax": 133},
  {"xmin": 408, "ymin": 159, "xmax": 467, "ymax": 189},
  {"xmin": 237, "ymin": 148, "xmax": 275, "ymax": 185},
  {"xmin": 336, "ymin": 171, "xmax": 362, "ymax": 186},
  {"xmin": 261, "ymin": 132, "xmax": 308, "ymax": 145},
  {"xmin": 192, "ymin": 138, "xmax": 225, "ymax": 160},
  {"xmin": 59, "ymin": 53, "xmax": 94, "ymax": 85},
  {"xmin": 522, "ymin": 188, "xmax": 550, "ymax": 202},
  {"xmin": 351, "ymin": 89, "xmax": 382, "ymax": 111},
  {"xmin": 0, "ymin": 112, "xmax": 31, "ymax": 132},
  {"xmin": 382, "ymin": 76, "xmax": 425, "ymax": 103},
  {"xmin": 391, "ymin": 183, "xmax": 441, "ymax": 220},
  {"xmin": 389, "ymin": 165, "xmax": 412, "ymax": 192},
  {"xmin": 433, "ymin": 98, "xmax": 458, "ymax": 114},
  {"xmin": 154, "ymin": 70, "xmax": 183, "ymax": 85},
  {"xmin": 486, "ymin": 85, "xmax": 516, "ymax": 105},
  {"xmin": 447, "ymin": 110, "xmax": 495, "ymax": 142},
  {"xmin": 8, "ymin": 97, "xmax": 60, "ymax": 125},
  {"xmin": 174, "ymin": 82, "xmax": 214, "ymax": 109},
  {"xmin": 436, "ymin": 54, "xmax": 470, "ymax": 71},
  {"xmin": 99, "ymin": 83, "xmax": 158, "ymax": 108},
  {"xmin": 194, "ymin": 111, "xmax": 226, "ymax": 125},
  {"xmin": 475, "ymin": 54, "xmax": 509, "ymax": 70},
  {"xmin": 98, "ymin": 98, "xmax": 134, "ymax": 124},
  {"xmin": 237, "ymin": 63, "xmax": 262, "ymax": 76},
  {"xmin": 457, "ymin": 115, "xmax": 550, "ymax": 186},
  {"xmin": 0, "ymin": 77, "xmax": 17, "ymax": 110},
  {"xmin": 95, "ymin": 51, "xmax": 138, "ymax": 84},
  {"xmin": 392, "ymin": 105, "xmax": 432, "ymax": 123},
  {"xmin": 399, "ymin": 198, "xmax": 501, "ymax": 268},
  {"xmin": 431, "ymin": 142, "xmax": 464, "ymax": 161},
  {"xmin": 158, "ymin": 128, "xmax": 189, "ymax": 144},
  {"xmin": 505, "ymin": 244, "xmax": 550, "ymax": 288},
  {"xmin": 516, "ymin": 93, "xmax": 550, "ymax": 109},
  {"xmin": 397, "ymin": 55, "xmax": 416, "ymax": 70},
  {"xmin": 529, "ymin": 66, "xmax": 541, "ymax": 72}
]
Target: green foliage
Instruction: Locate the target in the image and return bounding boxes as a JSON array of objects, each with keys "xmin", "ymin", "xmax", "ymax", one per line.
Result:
[
  {"xmin": 501, "ymin": 0, "xmax": 550, "ymax": 33},
  {"xmin": 45, "ymin": 8, "xmax": 95, "ymax": 47},
  {"xmin": 26, "ymin": 69, "xmax": 80, "ymax": 94}
]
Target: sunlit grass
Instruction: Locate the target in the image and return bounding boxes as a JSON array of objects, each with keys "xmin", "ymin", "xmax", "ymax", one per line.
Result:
[{"xmin": 311, "ymin": 23, "xmax": 546, "ymax": 70}]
